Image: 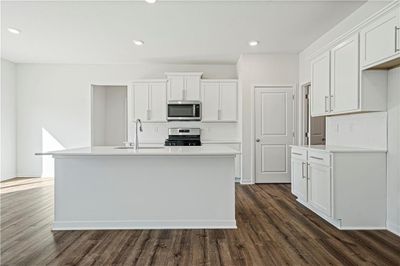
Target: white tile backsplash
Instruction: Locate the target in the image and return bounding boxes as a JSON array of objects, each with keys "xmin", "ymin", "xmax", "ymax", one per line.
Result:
[
  {"xmin": 326, "ymin": 112, "xmax": 387, "ymax": 150},
  {"xmin": 129, "ymin": 121, "xmax": 241, "ymax": 144}
]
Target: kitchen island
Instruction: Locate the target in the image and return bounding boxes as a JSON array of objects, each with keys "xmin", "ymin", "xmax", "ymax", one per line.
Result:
[{"xmin": 49, "ymin": 146, "xmax": 239, "ymax": 230}]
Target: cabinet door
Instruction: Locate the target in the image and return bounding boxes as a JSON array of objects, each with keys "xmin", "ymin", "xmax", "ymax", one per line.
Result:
[
  {"xmin": 311, "ymin": 51, "xmax": 331, "ymax": 116},
  {"xmin": 291, "ymin": 158, "xmax": 307, "ymax": 202},
  {"xmin": 331, "ymin": 34, "xmax": 359, "ymax": 113},
  {"xmin": 220, "ymin": 82, "xmax": 237, "ymax": 121},
  {"xmin": 130, "ymin": 83, "xmax": 149, "ymax": 122},
  {"xmin": 184, "ymin": 76, "xmax": 201, "ymax": 101},
  {"xmin": 308, "ymin": 163, "xmax": 332, "ymax": 217},
  {"xmin": 360, "ymin": 8, "xmax": 400, "ymax": 68},
  {"xmin": 201, "ymin": 83, "xmax": 219, "ymax": 121},
  {"xmin": 167, "ymin": 76, "xmax": 184, "ymax": 101},
  {"xmin": 149, "ymin": 83, "xmax": 167, "ymax": 122}
]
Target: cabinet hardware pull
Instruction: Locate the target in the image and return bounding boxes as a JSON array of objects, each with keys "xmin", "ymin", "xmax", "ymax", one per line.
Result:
[
  {"xmin": 292, "ymin": 152, "xmax": 303, "ymax": 156},
  {"xmin": 218, "ymin": 109, "xmax": 222, "ymax": 120},
  {"xmin": 301, "ymin": 162, "xmax": 306, "ymax": 179},
  {"xmin": 395, "ymin": 26, "xmax": 400, "ymax": 52},
  {"xmin": 330, "ymin": 95, "xmax": 334, "ymax": 112},
  {"xmin": 310, "ymin": 156, "xmax": 323, "ymax": 160},
  {"xmin": 324, "ymin": 96, "xmax": 329, "ymax": 113},
  {"xmin": 147, "ymin": 109, "xmax": 151, "ymax": 120}
]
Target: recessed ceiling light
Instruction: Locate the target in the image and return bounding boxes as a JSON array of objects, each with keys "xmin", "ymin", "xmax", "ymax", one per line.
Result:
[
  {"xmin": 248, "ymin": 40, "xmax": 259, "ymax": 47},
  {"xmin": 133, "ymin": 40, "xmax": 144, "ymax": 46},
  {"xmin": 145, "ymin": 0, "xmax": 157, "ymax": 3},
  {"xmin": 7, "ymin": 27, "xmax": 21, "ymax": 35}
]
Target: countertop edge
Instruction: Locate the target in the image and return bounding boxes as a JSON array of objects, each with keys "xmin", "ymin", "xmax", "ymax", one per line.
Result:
[{"xmin": 290, "ymin": 145, "xmax": 387, "ymax": 153}]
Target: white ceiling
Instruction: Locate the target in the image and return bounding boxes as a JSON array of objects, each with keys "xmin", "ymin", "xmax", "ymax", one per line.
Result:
[{"xmin": 1, "ymin": 0, "xmax": 367, "ymax": 64}]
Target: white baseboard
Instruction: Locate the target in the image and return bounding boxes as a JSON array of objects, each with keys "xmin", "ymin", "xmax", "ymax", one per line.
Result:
[
  {"xmin": 53, "ymin": 219, "xmax": 237, "ymax": 230},
  {"xmin": 387, "ymin": 221, "xmax": 400, "ymax": 236},
  {"xmin": 240, "ymin": 180, "xmax": 254, "ymax": 185},
  {"xmin": 295, "ymin": 199, "xmax": 388, "ymax": 230}
]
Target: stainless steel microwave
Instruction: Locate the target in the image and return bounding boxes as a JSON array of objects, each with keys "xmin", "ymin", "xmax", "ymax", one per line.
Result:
[{"xmin": 167, "ymin": 101, "xmax": 201, "ymax": 121}]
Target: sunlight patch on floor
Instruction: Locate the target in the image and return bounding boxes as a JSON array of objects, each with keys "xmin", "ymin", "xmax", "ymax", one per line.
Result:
[{"xmin": 0, "ymin": 177, "xmax": 53, "ymax": 194}]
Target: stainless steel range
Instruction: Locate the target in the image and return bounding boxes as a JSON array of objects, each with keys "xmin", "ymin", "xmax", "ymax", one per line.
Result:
[{"xmin": 164, "ymin": 128, "xmax": 201, "ymax": 146}]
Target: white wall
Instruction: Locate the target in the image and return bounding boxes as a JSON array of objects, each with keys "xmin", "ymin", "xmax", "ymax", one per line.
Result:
[
  {"xmin": 16, "ymin": 63, "xmax": 237, "ymax": 177},
  {"xmin": 326, "ymin": 112, "xmax": 387, "ymax": 150},
  {"xmin": 1, "ymin": 59, "xmax": 17, "ymax": 181},
  {"xmin": 237, "ymin": 54, "xmax": 299, "ymax": 183},
  {"xmin": 387, "ymin": 66, "xmax": 400, "ymax": 235}
]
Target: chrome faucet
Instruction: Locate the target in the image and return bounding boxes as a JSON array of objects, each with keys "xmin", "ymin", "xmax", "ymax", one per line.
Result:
[{"xmin": 135, "ymin": 119, "xmax": 143, "ymax": 150}]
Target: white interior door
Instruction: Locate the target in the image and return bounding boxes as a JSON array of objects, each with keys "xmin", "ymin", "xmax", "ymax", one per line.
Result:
[{"xmin": 255, "ymin": 87, "xmax": 294, "ymax": 183}]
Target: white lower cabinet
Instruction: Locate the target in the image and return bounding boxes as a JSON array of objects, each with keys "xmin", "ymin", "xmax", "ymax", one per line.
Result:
[
  {"xmin": 291, "ymin": 158, "xmax": 308, "ymax": 203},
  {"xmin": 290, "ymin": 146, "xmax": 387, "ymax": 229},
  {"xmin": 308, "ymin": 163, "xmax": 331, "ymax": 217},
  {"xmin": 291, "ymin": 147, "xmax": 308, "ymax": 202}
]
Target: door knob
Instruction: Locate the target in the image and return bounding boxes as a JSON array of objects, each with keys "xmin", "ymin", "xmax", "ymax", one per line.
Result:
[{"xmin": 256, "ymin": 138, "xmax": 260, "ymax": 142}]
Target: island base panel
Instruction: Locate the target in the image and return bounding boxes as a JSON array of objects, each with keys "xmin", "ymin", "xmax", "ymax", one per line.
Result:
[{"xmin": 53, "ymin": 155, "xmax": 236, "ymax": 230}]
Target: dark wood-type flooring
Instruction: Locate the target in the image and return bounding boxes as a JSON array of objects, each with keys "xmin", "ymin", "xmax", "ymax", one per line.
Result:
[{"xmin": 1, "ymin": 177, "xmax": 399, "ymax": 265}]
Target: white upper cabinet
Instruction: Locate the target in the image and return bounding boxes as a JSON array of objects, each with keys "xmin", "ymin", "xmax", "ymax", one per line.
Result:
[
  {"xmin": 201, "ymin": 80, "xmax": 238, "ymax": 122},
  {"xmin": 149, "ymin": 82, "xmax": 167, "ymax": 121},
  {"xmin": 311, "ymin": 35, "xmax": 387, "ymax": 117},
  {"xmin": 360, "ymin": 6, "xmax": 400, "ymax": 69},
  {"xmin": 311, "ymin": 51, "xmax": 331, "ymax": 117},
  {"xmin": 331, "ymin": 34, "xmax": 360, "ymax": 113},
  {"xmin": 185, "ymin": 75, "xmax": 202, "ymax": 100},
  {"xmin": 128, "ymin": 80, "xmax": 167, "ymax": 122},
  {"xmin": 219, "ymin": 82, "xmax": 238, "ymax": 121},
  {"xmin": 165, "ymin": 73, "xmax": 202, "ymax": 101},
  {"xmin": 167, "ymin": 76, "xmax": 184, "ymax": 101},
  {"xmin": 202, "ymin": 82, "xmax": 219, "ymax": 121}
]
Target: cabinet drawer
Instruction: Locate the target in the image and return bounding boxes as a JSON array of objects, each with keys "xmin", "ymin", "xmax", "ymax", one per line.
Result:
[
  {"xmin": 291, "ymin": 147, "xmax": 307, "ymax": 161},
  {"xmin": 308, "ymin": 151, "xmax": 331, "ymax": 166}
]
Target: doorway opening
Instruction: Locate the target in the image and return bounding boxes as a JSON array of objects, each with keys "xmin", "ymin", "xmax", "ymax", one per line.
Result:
[{"xmin": 302, "ymin": 83, "xmax": 326, "ymax": 145}]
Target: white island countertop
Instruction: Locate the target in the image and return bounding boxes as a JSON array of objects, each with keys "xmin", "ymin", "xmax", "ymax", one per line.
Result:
[
  {"xmin": 48, "ymin": 145, "xmax": 241, "ymax": 157},
  {"xmin": 290, "ymin": 145, "xmax": 387, "ymax": 153}
]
